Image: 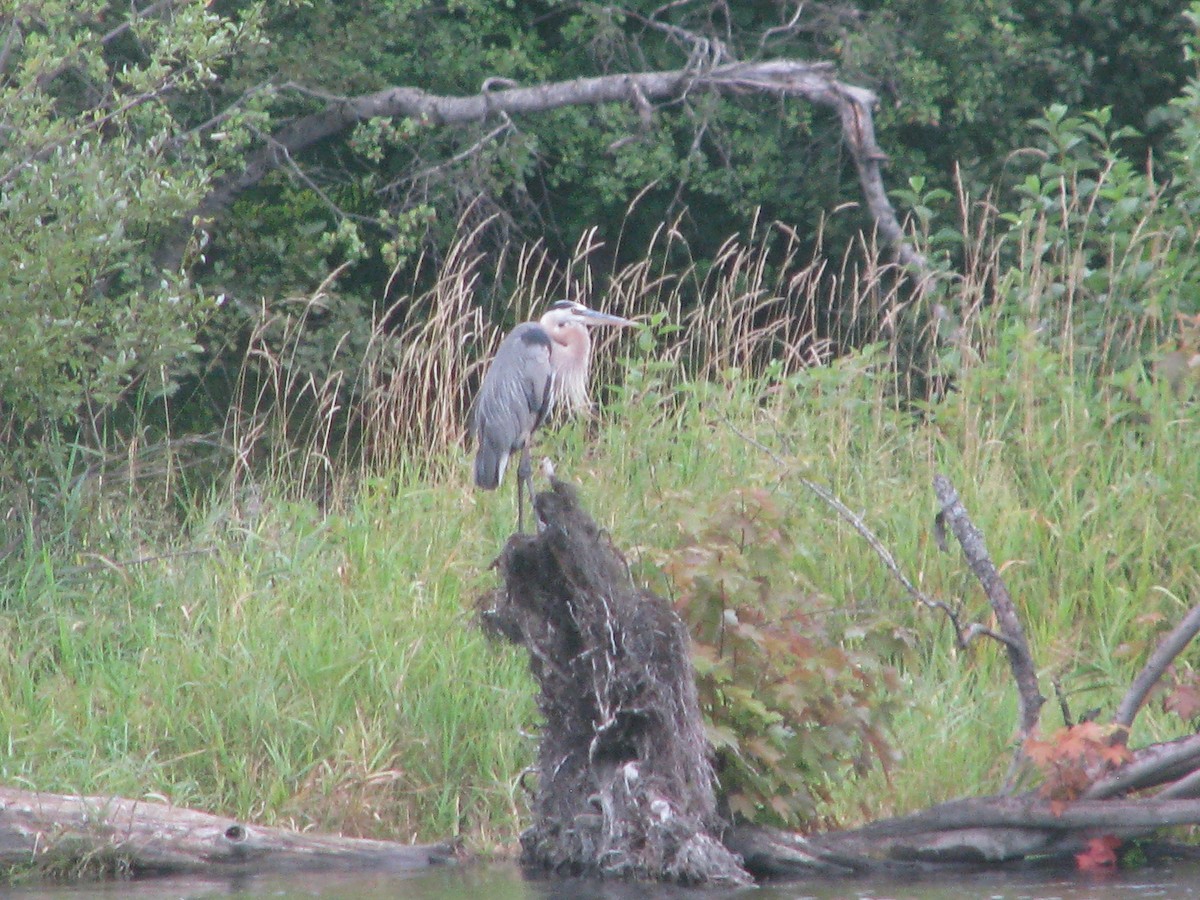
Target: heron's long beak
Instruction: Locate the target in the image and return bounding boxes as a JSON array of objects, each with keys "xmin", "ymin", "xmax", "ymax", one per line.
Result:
[{"xmin": 577, "ymin": 308, "xmax": 635, "ymax": 328}]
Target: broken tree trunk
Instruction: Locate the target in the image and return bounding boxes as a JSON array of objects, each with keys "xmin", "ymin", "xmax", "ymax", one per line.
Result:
[
  {"xmin": 477, "ymin": 478, "xmax": 753, "ymax": 886},
  {"xmin": 0, "ymin": 787, "xmax": 458, "ymax": 875}
]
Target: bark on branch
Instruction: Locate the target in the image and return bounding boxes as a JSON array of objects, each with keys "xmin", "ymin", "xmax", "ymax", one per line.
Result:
[
  {"xmin": 1113, "ymin": 602, "xmax": 1200, "ymax": 736},
  {"xmin": 0, "ymin": 788, "xmax": 456, "ymax": 875},
  {"xmin": 166, "ymin": 59, "xmax": 924, "ymax": 273},
  {"xmin": 933, "ymin": 474, "xmax": 1045, "ymax": 744}
]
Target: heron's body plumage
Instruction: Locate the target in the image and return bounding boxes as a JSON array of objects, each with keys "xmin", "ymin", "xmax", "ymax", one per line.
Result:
[
  {"xmin": 471, "ymin": 300, "xmax": 632, "ymax": 530},
  {"xmin": 472, "ymin": 323, "xmax": 553, "ymax": 490}
]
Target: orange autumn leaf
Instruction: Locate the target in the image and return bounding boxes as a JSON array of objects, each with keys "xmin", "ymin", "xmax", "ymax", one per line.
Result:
[
  {"xmin": 1025, "ymin": 722, "xmax": 1132, "ymax": 802},
  {"xmin": 1101, "ymin": 742, "xmax": 1134, "ymax": 767},
  {"xmin": 1164, "ymin": 682, "xmax": 1200, "ymax": 722}
]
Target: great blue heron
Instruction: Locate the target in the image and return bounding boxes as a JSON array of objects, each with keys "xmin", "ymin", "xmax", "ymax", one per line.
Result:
[{"xmin": 472, "ymin": 299, "xmax": 634, "ymax": 530}]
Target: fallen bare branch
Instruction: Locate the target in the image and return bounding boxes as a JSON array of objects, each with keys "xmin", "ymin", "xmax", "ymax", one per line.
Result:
[
  {"xmin": 1084, "ymin": 733, "xmax": 1200, "ymax": 800},
  {"xmin": 1112, "ymin": 602, "xmax": 1200, "ymax": 736},
  {"xmin": 1158, "ymin": 767, "xmax": 1200, "ymax": 800},
  {"xmin": 933, "ymin": 474, "xmax": 1044, "ymax": 748},
  {"xmin": 844, "ymin": 794, "xmax": 1200, "ymax": 838},
  {"xmin": 162, "ymin": 58, "xmax": 924, "ymax": 274},
  {"xmin": 0, "ymin": 788, "xmax": 456, "ymax": 874}
]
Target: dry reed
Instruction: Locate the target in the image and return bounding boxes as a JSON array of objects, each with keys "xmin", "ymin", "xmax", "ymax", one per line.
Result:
[{"xmin": 221, "ymin": 170, "xmax": 1177, "ymax": 500}]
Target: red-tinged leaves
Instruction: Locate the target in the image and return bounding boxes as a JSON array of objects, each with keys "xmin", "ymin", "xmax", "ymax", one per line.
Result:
[
  {"xmin": 1075, "ymin": 835, "xmax": 1121, "ymax": 873},
  {"xmin": 1164, "ymin": 680, "xmax": 1200, "ymax": 723},
  {"xmin": 659, "ymin": 488, "xmax": 898, "ymax": 829},
  {"xmin": 1025, "ymin": 723, "xmax": 1132, "ymax": 802},
  {"xmin": 1100, "ymin": 742, "xmax": 1134, "ymax": 767}
]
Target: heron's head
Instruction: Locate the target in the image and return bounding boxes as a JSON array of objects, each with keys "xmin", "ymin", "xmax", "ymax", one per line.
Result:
[
  {"xmin": 539, "ymin": 300, "xmax": 634, "ymax": 340},
  {"xmin": 538, "ymin": 300, "xmax": 634, "ymax": 415}
]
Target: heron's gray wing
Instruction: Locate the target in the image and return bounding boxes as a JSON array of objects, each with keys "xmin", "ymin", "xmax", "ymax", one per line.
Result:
[{"xmin": 472, "ymin": 324, "xmax": 553, "ymax": 489}]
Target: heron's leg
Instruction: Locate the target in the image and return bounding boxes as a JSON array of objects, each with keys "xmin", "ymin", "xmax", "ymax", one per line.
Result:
[{"xmin": 516, "ymin": 446, "xmax": 533, "ymax": 533}]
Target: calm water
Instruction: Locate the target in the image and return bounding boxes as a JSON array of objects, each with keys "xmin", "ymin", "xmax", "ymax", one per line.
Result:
[{"xmin": 8, "ymin": 860, "xmax": 1200, "ymax": 900}]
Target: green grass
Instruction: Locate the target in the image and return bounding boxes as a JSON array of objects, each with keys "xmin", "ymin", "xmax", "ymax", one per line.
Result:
[
  {"xmin": 4, "ymin": 164, "xmax": 1200, "ymax": 857},
  {"xmin": 0, "ymin": 479, "xmax": 537, "ymax": 846},
  {"xmin": 1, "ymin": 331, "xmax": 1196, "ymax": 853}
]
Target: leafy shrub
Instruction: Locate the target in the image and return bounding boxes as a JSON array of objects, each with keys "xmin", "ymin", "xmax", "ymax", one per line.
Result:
[
  {"xmin": 661, "ymin": 487, "xmax": 898, "ymax": 829},
  {"xmin": 0, "ymin": 3, "xmax": 264, "ymax": 483}
]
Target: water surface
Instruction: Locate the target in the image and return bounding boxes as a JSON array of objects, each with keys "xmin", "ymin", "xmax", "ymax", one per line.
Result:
[{"xmin": 9, "ymin": 859, "xmax": 1200, "ymax": 900}]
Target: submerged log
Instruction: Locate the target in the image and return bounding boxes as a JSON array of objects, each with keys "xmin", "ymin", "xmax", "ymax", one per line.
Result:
[
  {"xmin": 0, "ymin": 787, "xmax": 458, "ymax": 875},
  {"xmin": 478, "ymin": 478, "xmax": 753, "ymax": 886}
]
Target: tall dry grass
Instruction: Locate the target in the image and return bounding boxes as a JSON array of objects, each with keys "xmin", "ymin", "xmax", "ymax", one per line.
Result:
[{"xmin": 222, "ymin": 207, "xmax": 934, "ymax": 502}]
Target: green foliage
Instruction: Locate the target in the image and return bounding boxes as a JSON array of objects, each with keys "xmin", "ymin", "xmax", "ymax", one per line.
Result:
[
  {"xmin": 900, "ymin": 32, "xmax": 1200, "ymax": 392},
  {"xmin": 663, "ymin": 488, "xmax": 898, "ymax": 828},
  {"xmin": 0, "ymin": 1, "xmax": 262, "ymax": 468},
  {"xmin": 1000, "ymin": 102, "xmax": 1197, "ymax": 370},
  {"xmin": 193, "ymin": 0, "xmax": 1197, "ymax": 356}
]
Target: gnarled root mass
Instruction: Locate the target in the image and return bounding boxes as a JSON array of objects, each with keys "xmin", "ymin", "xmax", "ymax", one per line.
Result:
[{"xmin": 477, "ymin": 478, "xmax": 752, "ymax": 886}]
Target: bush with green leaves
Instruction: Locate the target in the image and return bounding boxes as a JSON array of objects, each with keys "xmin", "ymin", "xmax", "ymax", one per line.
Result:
[
  {"xmin": 0, "ymin": 2, "xmax": 263, "ymax": 472},
  {"xmin": 906, "ymin": 3, "xmax": 1200, "ymax": 389},
  {"xmin": 661, "ymin": 487, "xmax": 899, "ymax": 829}
]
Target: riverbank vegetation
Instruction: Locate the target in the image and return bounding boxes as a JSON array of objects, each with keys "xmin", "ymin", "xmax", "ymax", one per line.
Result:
[
  {"xmin": 1, "ymin": 0, "xmax": 1199, "ymax": 866},
  {"xmin": 4, "ymin": 119, "xmax": 1199, "ymax": 853}
]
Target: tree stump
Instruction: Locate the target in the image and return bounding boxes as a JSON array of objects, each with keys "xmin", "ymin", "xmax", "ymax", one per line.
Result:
[{"xmin": 477, "ymin": 478, "xmax": 752, "ymax": 886}]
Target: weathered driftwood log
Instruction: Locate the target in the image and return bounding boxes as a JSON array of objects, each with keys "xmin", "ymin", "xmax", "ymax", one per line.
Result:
[
  {"xmin": 0, "ymin": 787, "xmax": 457, "ymax": 875},
  {"xmin": 477, "ymin": 478, "xmax": 753, "ymax": 886}
]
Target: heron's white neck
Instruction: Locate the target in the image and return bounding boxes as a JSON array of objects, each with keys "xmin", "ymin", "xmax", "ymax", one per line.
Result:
[{"xmin": 551, "ymin": 331, "xmax": 592, "ymax": 415}]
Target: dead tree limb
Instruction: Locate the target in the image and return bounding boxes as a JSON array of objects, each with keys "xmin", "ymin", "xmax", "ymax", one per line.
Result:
[
  {"xmin": 729, "ymin": 794, "xmax": 1200, "ymax": 874},
  {"xmin": 1085, "ymin": 733, "xmax": 1200, "ymax": 800},
  {"xmin": 160, "ymin": 59, "xmax": 924, "ymax": 274},
  {"xmin": 1112, "ymin": 602, "xmax": 1200, "ymax": 736},
  {"xmin": 0, "ymin": 788, "xmax": 457, "ymax": 875},
  {"xmin": 933, "ymin": 474, "xmax": 1045, "ymax": 746}
]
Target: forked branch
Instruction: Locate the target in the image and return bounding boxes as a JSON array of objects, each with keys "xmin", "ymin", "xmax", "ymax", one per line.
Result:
[{"xmin": 933, "ymin": 474, "xmax": 1045, "ymax": 742}]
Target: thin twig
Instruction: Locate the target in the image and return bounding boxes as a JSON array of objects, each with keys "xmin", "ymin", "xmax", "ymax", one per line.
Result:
[
  {"xmin": 0, "ymin": 19, "xmax": 21, "ymax": 78},
  {"xmin": 722, "ymin": 418, "xmax": 977, "ymax": 644},
  {"xmin": 757, "ymin": 1, "xmax": 806, "ymax": 52},
  {"xmin": 71, "ymin": 546, "xmax": 218, "ymax": 576},
  {"xmin": 397, "ymin": 119, "xmax": 516, "ymax": 192}
]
